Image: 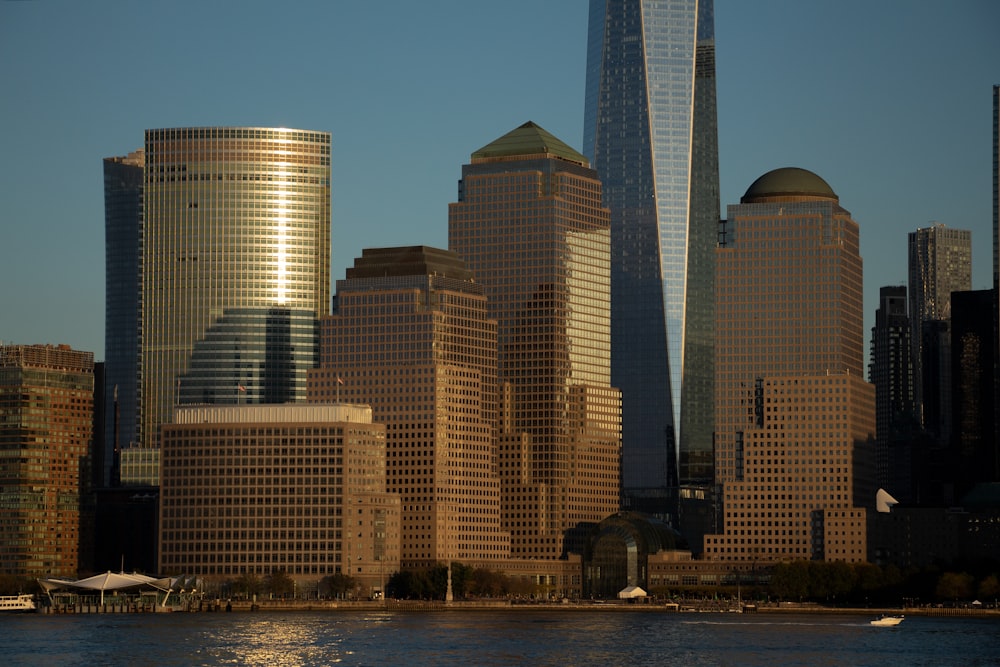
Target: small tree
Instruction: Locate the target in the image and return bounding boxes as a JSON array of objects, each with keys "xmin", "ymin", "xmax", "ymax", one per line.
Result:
[
  {"xmin": 267, "ymin": 569, "xmax": 295, "ymax": 598},
  {"xmin": 976, "ymin": 574, "xmax": 999, "ymax": 602},
  {"xmin": 935, "ymin": 571, "xmax": 974, "ymax": 604},
  {"xmin": 234, "ymin": 572, "xmax": 262, "ymax": 598},
  {"xmin": 319, "ymin": 573, "xmax": 357, "ymax": 599}
]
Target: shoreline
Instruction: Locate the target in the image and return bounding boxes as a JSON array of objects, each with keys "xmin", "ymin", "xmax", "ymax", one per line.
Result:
[{"xmin": 34, "ymin": 597, "xmax": 1000, "ymax": 618}]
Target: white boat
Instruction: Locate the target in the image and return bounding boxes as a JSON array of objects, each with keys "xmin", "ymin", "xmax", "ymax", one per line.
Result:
[
  {"xmin": 870, "ymin": 614, "xmax": 903, "ymax": 627},
  {"xmin": 0, "ymin": 594, "xmax": 37, "ymax": 613}
]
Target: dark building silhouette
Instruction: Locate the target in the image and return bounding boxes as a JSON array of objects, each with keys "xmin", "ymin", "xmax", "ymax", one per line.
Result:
[
  {"xmin": 951, "ymin": 289, "xmax": 998, "ymax": 497},
  {"xmin": 868, "ymin": 286, "xmax": 921, "ymax": 502},
  {"xmin": 908, "ymin": 224, "xmax": 971, "ymax": 442}
]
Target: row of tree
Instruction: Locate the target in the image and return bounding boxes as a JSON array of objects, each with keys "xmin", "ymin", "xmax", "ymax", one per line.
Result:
[
  {"xmin": 386, "ymin": 563, "xmax": 541, "ymax": 600},
  {"xmin": 223, "ymin": 571, "xmax": 359, "ymax": 599},
  {"xmin": 701, "ymin": 560, "xmax": 1000, "ymax": 606}
]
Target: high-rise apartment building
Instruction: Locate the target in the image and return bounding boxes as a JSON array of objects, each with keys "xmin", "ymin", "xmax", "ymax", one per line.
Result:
[
  {"xmin": 449, "ymin": 122, "xmax": 621, "ymax": 559},
  {"xmin": 0, "ymin": 344, "xmax": 94, "ymax": 577},
  {"xmin": 103, "ymin": 150, "xmax": 144, "ymax": 487},
  {"xmin": 159, "ymin": 403, "xmax": 399, "ymax": 593},
  {"xmin": 707, "ymin": 168, "xmax": 874, "ymax": 563},
  {"xmin": 584, "ymin": 0, "xmax": 720, "ymax": 519},
  {"xmin": 868, "ymin": 286, "xmax": 918, "ymax": 498},
  {"xmin": 140, "ymin": 127, "xmax": 331, "ymax": 455},
  {"xmin": 908, "ymin": 224, "xmax": 972, "ymax": 442},
  {"xmin": 309, "ymin": 246, "xmax": 510, "ymax": 568}
]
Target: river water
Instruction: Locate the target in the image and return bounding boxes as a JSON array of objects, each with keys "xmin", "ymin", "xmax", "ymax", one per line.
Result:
[{"xmin": 2, "ymin": 610, "xmax": 997, "ymax": 666}]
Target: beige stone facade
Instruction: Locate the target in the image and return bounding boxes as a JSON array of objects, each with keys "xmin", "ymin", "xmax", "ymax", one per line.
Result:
[
  {"xmin": 449, "ymin": 122, "xmax": 621, "ymax": 559},
  {"xmin": 710, "ymin": 168, "xmax": 874, "ymax": 564},
  {"xmin": 309, "ymin": 247, "xmax": 509, "ymax": 568},
  {"xmin": 158, "ymin": 403, "xmax": 399, "ymax": 592}
]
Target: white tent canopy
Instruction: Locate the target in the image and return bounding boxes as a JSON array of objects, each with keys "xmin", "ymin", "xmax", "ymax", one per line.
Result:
[
  {"xmin": 618, "ymin": 586, "xmax": 647, "ymax": 599},
  {"xmin": 38, "ymin": 571, "xmax": 176, "ymax": 604}
]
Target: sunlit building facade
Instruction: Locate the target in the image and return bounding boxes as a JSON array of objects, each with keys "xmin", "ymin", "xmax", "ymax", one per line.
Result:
[
  {"xmin": 449, "ymin": 122, "xmax": 621, "ymax": 559},
  {"xmin": 140, "ymin": 127, "xmax": 331, "ymax": 455},
  {"xmin": 159, "ymin": 403, "xmax": 399, "ymax": 592},
  {"xmin": 708, "ymin": 168, "xmax": 874, "ymax": 563},
  {"xmin": 309, "ymin": 246, "xmax": 510, "ymax": 568},
  {"xmin": 584, "ymin": 0, "xmax": 720, "ymax": 520},
  {"xmin": 0, "ymin": 344, "xmax": 94, "ymax": 577}
]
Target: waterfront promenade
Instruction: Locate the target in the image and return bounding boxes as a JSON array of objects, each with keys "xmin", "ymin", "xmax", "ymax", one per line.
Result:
[{"xmin": 34, "ymin": 595, "xmax": 999, "ymax": 619}]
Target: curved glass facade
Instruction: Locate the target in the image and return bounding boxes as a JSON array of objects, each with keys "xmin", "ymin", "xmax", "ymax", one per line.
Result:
[
  {"xmin": 584, "ymin": 0, "xmax": 719, "ymax": 518},
  {"xmin": 141, "ymin": 127, "xmax": 331, "ymax": 449}
]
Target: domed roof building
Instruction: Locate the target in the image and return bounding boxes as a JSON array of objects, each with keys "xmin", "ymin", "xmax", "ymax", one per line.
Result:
[
  {"xmin": 705, "ymin": 167, "xmax": 873, "ymax": 565},
  {"xmin": 741, "ymin": 167, "xmax": 838, "ymax": 203}
]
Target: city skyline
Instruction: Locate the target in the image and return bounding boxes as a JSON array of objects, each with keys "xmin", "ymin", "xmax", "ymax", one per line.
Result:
[{"xmin": 2, "ymin": 1, "xmax": 998, "ymax": 357}]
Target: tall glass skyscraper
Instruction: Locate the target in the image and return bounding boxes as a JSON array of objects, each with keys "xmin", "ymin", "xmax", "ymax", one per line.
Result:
[
  {"xmin": 583, "ymin": 0, "xmax": 720, "ymax": 520},
  {"xmin": 103, "ymin": 149, "xmax": 144, "ymax": 486},
  {"xmin": 140, "ymin": 127, "xmax": 331, "ymax": 451}
]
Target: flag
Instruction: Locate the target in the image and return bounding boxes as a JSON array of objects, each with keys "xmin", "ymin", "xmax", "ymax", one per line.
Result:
[
  {"xmin": 337, "ymin": 375, "xmax": 344, "ymax": 385},
  {"xmin": 238, "ymin": 384, "xmax": 246, "ymax": 392}
]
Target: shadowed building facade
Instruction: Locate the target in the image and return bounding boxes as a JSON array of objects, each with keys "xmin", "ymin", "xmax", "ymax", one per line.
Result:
[
  {"xmin": 449, "ymin": 122, "xmax": 621, "ymax": 559},
  {"xmin": 908, "ymin": 224, "xmax": 971, "ymax": 445},
  {"xmin": 868, "ymin": 286, "xmax": 920, "ymax": 501},
  {"xmin": 706, "ymin": 168, "xmax": 874, "ymax": 563},
  {"xmin": 103, "ymin": 150, "xmax": 144, "ymax": 487},
  {"xmin": 309, "ymin": 247, "xmax": 509, "ymax": 568},
  {"xmin": 140, "ymin": 127, "xmax": 331, "ymax": 458},
  {"xmin": 583, "ymin": 0, "xmax": 720, "ymax": 522}
]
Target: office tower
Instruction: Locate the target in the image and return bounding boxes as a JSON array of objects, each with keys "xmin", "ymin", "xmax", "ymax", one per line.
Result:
[
  {"xmin": 908, "ymin": 224, "xmax": 972, "ymax": 442},
  {"xmin": 868, "ymin": 286, "xmax": 918, "ymax": 499},
  {"xmin": 140, "ymin": 127, "xmax": 331, "ymax": 455},
  {"xmin": 103, "ymin": 149, "xmax": 143, "ymax": 487},
  {"xmin": 706, "ymin": 168, "xmax": 874, "ymax": 563},
  {"xmin": 993, "ymin": 85, "xmax": 999, "ymax": 458},
  {"xmin": 449, "ymin": 122, "xmax": 621, "ymax": 559},
  {"xmin": 159, "ymin": 404, "xmax": 399, "ymax": 593},
  {"xmin": 310, "ymin": 246, "xmax": 509, "ymax": 568},
  {"xmin": 0, "ymin": 344, "xmax": 94, "ymax": 577},
  {"xmin": 584, "ymin": 0, "xmax": 720, "ymax": 519},
  {"xmin": 950, "ymin": 290, "xmax": 997, "ymax": 497}
]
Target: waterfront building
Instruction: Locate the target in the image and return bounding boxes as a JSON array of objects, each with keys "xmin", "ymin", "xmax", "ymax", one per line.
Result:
[
  {"xmin": 0, "ymin": 344, "xmax": 94, "ymax": 577},
  {"xmin": 159, "ymin": 403, "xmax": 399, "ymax": 594},
  {"xmin": 707, "ymin": 168, "xmax": 874, "ymax": 563},
  {"xmin": 449, "ymin": 122, "xmax": 621, "ymax": 559},
  {"xmin": 140, "ymin": 127, "xmax": 331, "ymax": 459},
  {"xmin": 908, "ymin": 223, "xmax": 972, "ymax": 442},
  {"xmin": 583, "ymin": 0, "xmax": 721, "ymax": 520},
  {"xmin": 309, "ymin": 246, "xmax": 510, "ymax": 568},
  {"xmin": 103, "ymin": 150, "xmax": 144, "ymax": 487},
  {"xmin": 868, "ymin": 286, "xmax": 920, "ymax": 500}
]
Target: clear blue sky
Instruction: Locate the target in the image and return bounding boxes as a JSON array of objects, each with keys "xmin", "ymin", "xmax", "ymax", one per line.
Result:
[{"xmin": 2, "ymin": 1, "xmax": 997, "ymax": 359}]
